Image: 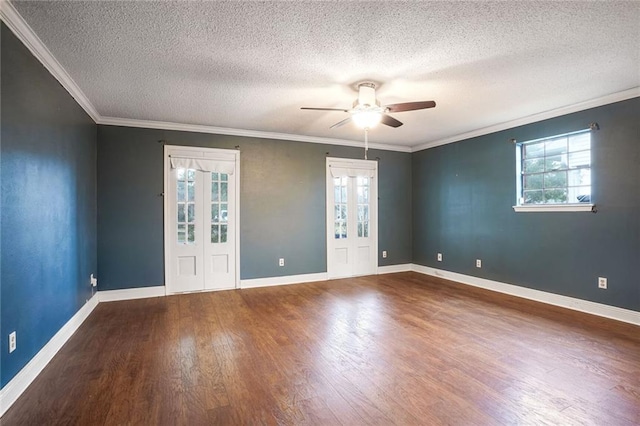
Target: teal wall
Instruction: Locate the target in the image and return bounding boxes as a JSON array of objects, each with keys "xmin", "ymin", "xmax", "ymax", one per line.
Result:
[
  {"xmin": 1, "ymin": 23, "xmax": 97, "ymax": 387},
  {"xmin": 97, "ymin": 126, "xmax": 412, "ymax": 290},
  {"xmin": 412, "ymin": 98, "xmax": 640, "ymax": 311}
]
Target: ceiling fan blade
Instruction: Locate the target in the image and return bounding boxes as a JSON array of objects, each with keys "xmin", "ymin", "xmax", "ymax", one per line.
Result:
[
  {"xmin": 330, "ymin": 117, "xmax": 352, "ymax": 129},
  {"xmin": 381, "ymin": 114, "xmax": 403, "ymax": 128},
  {"xmin": 385, "ymin": 101, "xmax": 436, "ymax": 113},
  {"xmin": 301, "ymin": 107, "xmax": 350, "ymax": 112}
]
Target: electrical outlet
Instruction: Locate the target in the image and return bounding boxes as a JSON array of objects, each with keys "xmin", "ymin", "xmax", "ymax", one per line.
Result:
[
  {"xmin": 476, "ymin": 259, "xmax": 482, "ymax": 268},
  {"xmin": 279, "ymin": 258, "xmax": 285, "ymax": 267},
  {"xmin": 437, "ymin": 253, "xmax": 443, "ymax": 262},
  {"xmin": 598, "ymin": 277, "xmax": 607, "ymax": 289},
  {"xmin": 382, "ymin": 251, "xmax": 387, "ymax": 258},
  {"xmin": 90, "ymin": 274, "xmax": 97, "ymax": 287},
  {"xmin": 9, "ymin": 332, "xmax": 16, "ymax": 353}
]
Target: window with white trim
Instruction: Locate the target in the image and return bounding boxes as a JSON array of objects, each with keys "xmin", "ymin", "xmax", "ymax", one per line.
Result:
[{"xmin": 516, "ymin": 129, "xmax": 592, "ymax": 208}]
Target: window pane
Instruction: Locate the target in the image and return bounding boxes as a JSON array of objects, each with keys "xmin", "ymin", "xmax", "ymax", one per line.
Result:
[
  {"xmin": 341, "ymin": 205, "xmax": 347, "ymax": 220},
  {"xmin": 211, "ymin": 225, "xmax": 219, "ymax": 243},
  {"xmin": 358, "ymin": 205, "xmax": 364, "ymax": 221},
  {"xmin": 177, "ymin": 203, "xmax": 185, "ymax": 222},
  {"xmin": 545, "ymin": 137, "xmax": 567, "ymax": 156},
  {"xmin": 334, "ymin": 185, "xmax": 340, "ymax": 203},
  {"xmin": 569, "ymin": 133, "xmax": 590, "ymax": 152},
  {"xmin": 544, "ymin": 171, "xmax": 567, "ymax": 188},
  {"xmin": 187, "ymin": 181, "xmax": 195, "ymax": 202},
  {"xmin": 568, "ymin": 169, "xmax": 591, "ymax": 186},
  {"xmin": 544, "ymin": 188, "xmax": 567, "ymax": 203},
  {"xmin": 187, "ymin": 203, "xmax": 195, "ymax": 222},
  {"xmin": 177, "ymin": 181, "xmax": 186, "ymax": 201},
  {"xmin": 221, "ymin": 174, "xmax": 228, "ymax": 182},
  {"xmin": 220, "ymin": 225, "xmax": 228, "ymax": 243},
  {"xmin": 523, "ymin": 190, "xmax": 543, "ymax": 204},
  {"xmin": 221, "ymin": 183, "xmax": 228, "ymax": 202},
  {"xmin": 220, "ymin": 204, "xmax": 228, "ymax": 222},
  {"xmin": 357, "ymin": 186, "xmax": 364, "ymax": 203},
  {"xmin": 523, "ymin": 174, "xmax": 543, "ymax": 190},
  {"xmin": 187, "ymin": 169, "xmax": 196, "ymax": 181},
  {"xmin": 568, "ymin": 151, "xmax": 590, "ymax": 168},
  {"xmin": 177, "ymin": 224, "xmax": 186, "ymax": 243},
  {"xmin": 334, "ymin": 222, "xmax": 340, "ymax": 239},
  {"xmin": 341, "ymin": 186, "xmax": 347, "ymax": 203},
  {"xmin": 569, "ymin": 186, "xmax": 591, "ymax": 203},
  {"xmin": 523, "ymin": 158, "xmax": 544, "ymax": 173},
  {"xmin": 524, "ymin": 142, "xmax": 544, "ymax": 159},
  {"xmin": 188, "ymin": 224, "xmax": 195, "ymax": 243},
  {"xmin": 358, "ymin": 222, "xmax": 363, "ymax": 237},
  {"xmin": 340, "ymin": 222, "xmax": 347, "ymax": 238},
  {"xmin": 212, "ymin": 182, "xmax": 219, "ymax": 201},
  {"xmin": 212, "ymin": 204, "xmax": 219, "ymax": 222},
  {"xmin": 334, "ymin": 205, "xmax": 340, "ymax": 221},
  {"xmin": 212, "ymin": 172, "xmax": 219, "ymax": 181},
  {"xmin": 363, "ymin": 187, "xmax": 369, "ymax": 202},
  {"xmin": 364, "ymin": 222, "xmax": 369, "ymax": 238},
  {"xmin": 545, "ymin": 155, "xmax": 567, "ymax": 171},
  {"xmin": 176, "ymin": 168, "xmax": 186, "ymax": 180}
]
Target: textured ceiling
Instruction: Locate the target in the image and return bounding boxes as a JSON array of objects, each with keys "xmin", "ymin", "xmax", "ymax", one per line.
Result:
[{"xmin": 11, "ymin": 1, "xmax": 640, "ymax": 148}]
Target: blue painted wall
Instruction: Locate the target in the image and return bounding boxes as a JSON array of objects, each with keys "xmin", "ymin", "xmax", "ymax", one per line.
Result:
[
  {"xmin": 1, "ymin": 23, "xmax": 97, "ymax": 387},
  {"xmin": 413, "ymin": 98, "xmax": 640, "ymax": 312},
  {"xmin": 97, "ymin": 126, "xmax": 412, "ymax": 290}
]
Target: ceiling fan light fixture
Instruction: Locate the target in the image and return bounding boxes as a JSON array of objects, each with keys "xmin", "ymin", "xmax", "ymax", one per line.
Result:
[{"xmin": 352, "ymin": 110, "xmax": 382, "ymax": 129}]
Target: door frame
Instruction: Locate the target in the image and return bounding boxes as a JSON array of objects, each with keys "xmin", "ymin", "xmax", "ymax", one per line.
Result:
[
  {"xmin": 164, "ymin": 145, "xmax": 241, "ymax": 294},
  {"xmin": 326, "ymin": 157, "xmax": 378, "ymax": 279}
]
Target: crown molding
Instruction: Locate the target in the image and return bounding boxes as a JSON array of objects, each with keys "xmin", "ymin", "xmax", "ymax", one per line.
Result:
[
  {"xmin": 411, "ymin": 87, "xmax": 640, "ymax": 152},
  {"xmin": 0, "ymin": 0, "xmax": 100, "ymax": 122},
  {"xmin": 98, "ymin": 116, "xmax": 413, "ymax": 153}
]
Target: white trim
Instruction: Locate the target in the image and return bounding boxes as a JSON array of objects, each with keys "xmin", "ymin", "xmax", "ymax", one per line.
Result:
[
  {"xmin": 99, "ymin": 116, "xmax": 412, "ymax": 153},
  {"xmin": 0, "ymin": 0, "xmax": 100, "ymax": 122},
  {"xmin": 98, "ymin": 286, "xmax": 166, "ymax": 303},
  {"xmin": 513, "ymin": 204, "xmax": 595, "ymax": 213},
  {"xmin": 0, "ymin": 296, "xmax": 99, "ymax": 417},
  {"xmin": 411, "ymin": 88, "xmax": 640, "ymax": 152},
  {"xmin": 411, "ymin": 264, "xmax": 640, "ymax": 326},
  {"xmin": 240, "ymin": 272, "xmax": 328, "ymax": 289},
  {"xmin": 377, "ymin": 264, "xmax": 413, "ymax": 274}
]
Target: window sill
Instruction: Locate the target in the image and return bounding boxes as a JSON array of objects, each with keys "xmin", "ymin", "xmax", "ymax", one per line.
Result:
[{"xmin": 512, "ymin": 204, "xmax": 595, "ymax": 213}]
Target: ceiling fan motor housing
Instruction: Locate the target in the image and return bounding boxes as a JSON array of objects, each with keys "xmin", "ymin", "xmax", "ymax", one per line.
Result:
[{"xmin": 356, "ymin": 82, "xmax": 380, "ymax": 109}]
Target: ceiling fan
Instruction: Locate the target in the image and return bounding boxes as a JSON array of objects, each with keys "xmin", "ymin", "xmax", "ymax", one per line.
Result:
[{"xmin": 301, "ymin": 82, "xmax": 436, "ymax": 129}]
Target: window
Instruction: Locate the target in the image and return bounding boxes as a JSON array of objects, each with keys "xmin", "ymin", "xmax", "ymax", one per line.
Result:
[
  {"xmin": 176, "ymin": 168, "xmax": 196, "ymax": 243},
  {"xmin": 515, "ymin": 129, "xmax": 594, "ymax": 212}
]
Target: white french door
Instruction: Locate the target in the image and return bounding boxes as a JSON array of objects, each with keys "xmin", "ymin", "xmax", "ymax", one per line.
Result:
[
  {"xmin": 164, "ymin": 146, "xmax": 240, "ymax": 294},
  {"xmin": 326, "ymin": 158, "xmax": 378, "ymax": 279}
]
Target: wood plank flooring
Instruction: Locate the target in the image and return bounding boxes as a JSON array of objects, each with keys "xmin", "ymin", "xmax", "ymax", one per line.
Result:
[{"xmin": 2, "ymin": 272, "xmax": 639, "ymax": 425}]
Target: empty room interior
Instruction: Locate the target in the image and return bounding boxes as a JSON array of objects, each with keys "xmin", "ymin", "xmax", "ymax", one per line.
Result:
[{"xmin": 1, "ymin": 1, "xmax": 639, "ymax": 424}]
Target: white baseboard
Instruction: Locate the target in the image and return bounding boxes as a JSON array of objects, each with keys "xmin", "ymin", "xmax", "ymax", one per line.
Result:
[
  {"xmin": 411, "ymin": 264, "xmax": 640, "ymax": 326},
  {"xmin": 377, "ymin": 264, "xmax": 413, "ymax": 274},
  {"xmin": 98, "ymin": 286, "xmax": 166, "ymax": 302},
  {"xmin": 240, "ymin": 272, "xmax": 328, "ymax": 289},
  {"xmin": 0, "ymin": 295, "xmax": 99, "ymax": 417}
]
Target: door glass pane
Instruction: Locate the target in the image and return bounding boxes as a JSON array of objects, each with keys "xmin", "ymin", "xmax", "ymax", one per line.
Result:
[
  {"xmin": 220, "ymin": 225, "xmax": 228, "ymax": 243},
  {"xmin": 211, "ymin": 225, "xmax": 219, "ymax": 243},
  {"xmin": 212, "ymin": 182, "xmax": 219, "ymax": 201},
  {"xmin": 177, "ymin": 224, "xmax": 186, "ymax": 243},
  {"xmin": 177, "ymin": 169, "xmax": 196, "ymax": 245},
  {"xmin": 356, "ymin": 176, "xmax": 370, "ymax": 238},
  {"xmin": 334, "ymin": 177, "xmax": 348, "ymax": 239},
  {"xmin": 210, "ymin": 172, "xmax": 229, "ymax": 244},
  {"xmin": 221, "ymin": 183, "xmax": 228, "ymax": 202}
]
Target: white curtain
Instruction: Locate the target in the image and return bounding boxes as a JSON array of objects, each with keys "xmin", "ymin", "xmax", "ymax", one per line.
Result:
[
  {"xmin": 329, "ymin": 165, "xmax": 375, "ymax": 178},
  {"xmin": 170, "ymin": 157, "xmax": 235, "ymax": 174}
]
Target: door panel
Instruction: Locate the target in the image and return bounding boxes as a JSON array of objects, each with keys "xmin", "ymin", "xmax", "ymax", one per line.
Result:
[{"xmin": 327, "ymin": 158, "xmax": 377, "ymax": 279}]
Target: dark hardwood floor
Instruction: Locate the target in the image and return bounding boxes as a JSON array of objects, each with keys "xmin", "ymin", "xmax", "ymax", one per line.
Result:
[{"xmin": 2, "ymin": 272, "xmax": 639, "ymax": 425}]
